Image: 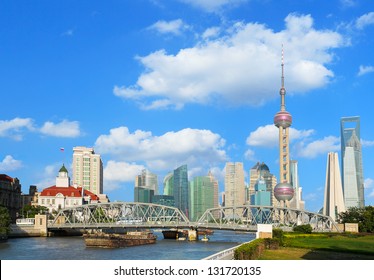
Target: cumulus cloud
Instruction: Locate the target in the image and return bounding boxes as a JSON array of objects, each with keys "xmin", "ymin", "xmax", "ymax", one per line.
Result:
[
  {"xmin": 0, "ymin": 117, "xmax": 35, "ymax": 140},
  {"xmin": 294, "ymin": 136, "xmax": 340, "ymax": 158},
  {"xmin": 148, "ymin": 19, "xmax": 189, "ymax": 35},
  {"xmin": 103, "ymin": 161, "xmax": 146, "ymax": 191},
  {"xmin": 95, "ymin": 126, "xmax": 227, "ymax": 172},
  {"xmin": 246, "ymin": 124, "xmax": 314, "ymax": 147},
  {"xmin": 0, "ymin": 155, "xmax": 23, "ymax": 172},
  {"xmin": 114, "ymin": 13, "xmax": 344, "ymax": 110},
  {"xmin": 355, "ymin": 12, "xmax": 374, "ymax": 30},
  {"xmin": 357, "ymin": 65, "xmax": 374, "ymax": 76},
  {"xmin": 40, "ymin": 120, "xmax": 81, "ymax": 138}
]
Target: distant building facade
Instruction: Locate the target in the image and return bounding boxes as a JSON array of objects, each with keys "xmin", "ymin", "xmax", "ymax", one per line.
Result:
[
  {"xmin": 323, "ymin": 152, "xmax": 346, "ymax": 221},
  {"xmin": 72, "ymin": 146, "xmax": 103, "ymax": 196},
  {"xmin": 163, "ymin": 172, "xmax": 174, "ymax": 197},
  {"xmin": 248, "ymin": 162, "xmax": 277, "ymax": 206},
  {"xmin": 135, "ymin": 169, "xmax": 159, "ymax": 195},
  {"xmin": 173, "ymin": 165, "xmax": 189, "ymax": 217},
  {"xmin": 189, "ymin": 175, "xmax": 214, "ymax": 222},
  {"xmin": 0, "ymin": 174, "xmax": 22, "ymax": 222},
  {"xmin": 289, "ymin": 160, "xmax": 305, "ymax": 210},
  {"xmin": 224, "ymin": 162, "xmax": 245, "ymax": 218},
  {"xmin": 340, "ymin": 117, "xmax": 365, "ymax": 208}
]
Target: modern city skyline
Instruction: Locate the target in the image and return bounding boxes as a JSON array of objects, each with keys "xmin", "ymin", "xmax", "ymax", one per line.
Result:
[
  {"xmin": 72, "ymin": 146, "xmax": 103, "ymax": 196},
  {"xmin": 323, "ymin": 152, "xmax": 346, "ymax": 221},
  {"xmin": 2, "ymin": 1, "xmax": 374, "ymax": 212},
  {"xmin": 340, "ymin": 116, "xmax": 365, "ymax": 208}
]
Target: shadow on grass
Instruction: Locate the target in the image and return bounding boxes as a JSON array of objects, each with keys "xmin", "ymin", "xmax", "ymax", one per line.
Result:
[{"xmin": 301, "ymin": 249, "xmax": 374, "ymax": 260}]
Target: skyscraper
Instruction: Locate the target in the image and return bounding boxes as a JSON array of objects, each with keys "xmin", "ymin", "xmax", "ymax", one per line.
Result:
[
  {"xmin": 323, "ymin": 152, "xmax": 345, "ymax": 221},
  {"xmin": 273, "ymin": 48, "xmax": 294, "ymax": 206},
  {"xmin": 248, "ymin": 162, "xmax": 277, "ymax": 206},
  {"xmin": 173, "ymin": 164, "xmax": 189, "ymax": 217},
  {"xmin": 163, "ymin": 172, "xmax": 174, "ymax": 196},
  {"xmin": 72, "ymin": 146, "xmax": 103, "ymax": 195},
  {"xmin": 340, "ymin": 116, "xmax": 365, "ymax": 208},
  {"xmin": 189, "ymin": 175, "xmax": 214, "ymax": 222},
  {"xmin": 289, "ymin": 160, "xmax": 305, "ymax": 210},
  {"xmin": 135, "ymin": 169, "xmax": 159, "ymax": 195},
  {"xmin": 224, "ymin": 162, "xmax": 245, "ymax": 217},
  {"xmin": 134, "ymin": 169, "xmax": 158, "ymax": 203}
]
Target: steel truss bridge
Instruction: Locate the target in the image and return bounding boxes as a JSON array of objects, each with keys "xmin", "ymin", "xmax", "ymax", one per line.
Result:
[{"xmin": 48, "ymin": 202, "xmax": 340, "ymax": 233}]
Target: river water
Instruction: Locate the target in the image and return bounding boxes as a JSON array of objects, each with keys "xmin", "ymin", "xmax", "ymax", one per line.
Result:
[{"xmin": 0, "ymin": 230, "xmax": 255, "ymax": 260}]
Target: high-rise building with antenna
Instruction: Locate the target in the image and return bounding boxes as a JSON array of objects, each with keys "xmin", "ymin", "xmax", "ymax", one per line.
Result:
[{"xmin": 273, "ymin": 48, "xmax": 294, "ymax": 206}]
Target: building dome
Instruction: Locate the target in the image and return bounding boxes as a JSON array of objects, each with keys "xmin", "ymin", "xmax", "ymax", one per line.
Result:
[
  {"xmin": 274, "ymin": 111, "xmax": 292, "ymax": 128},
  {"xmin": 274, "ymin": 182, "xmax": 294, "ymax": 202}
]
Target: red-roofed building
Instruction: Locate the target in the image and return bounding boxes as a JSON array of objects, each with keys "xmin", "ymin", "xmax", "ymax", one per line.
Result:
[{"xmin": 38, "ymin": 165, "xmax": 100, "ymax": 213}]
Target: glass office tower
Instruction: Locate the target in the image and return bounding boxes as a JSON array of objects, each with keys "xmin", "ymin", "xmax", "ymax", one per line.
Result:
[
  {"xmin": 173, "ymin": 164, "xmax": 189, "ymax": 217},
  {"xmin": 340, "ymin": 116, "xmax": 365, "ymax": 208}
]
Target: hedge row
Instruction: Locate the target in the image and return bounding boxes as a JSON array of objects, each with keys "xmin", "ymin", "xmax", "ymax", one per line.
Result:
[{"xmin": 234, "ymin": 238, "xmax": 280, "ymax": 260}]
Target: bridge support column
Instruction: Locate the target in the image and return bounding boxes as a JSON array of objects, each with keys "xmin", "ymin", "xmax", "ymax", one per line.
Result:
[{"xmin": 34, "ymin": 214, "xmax": 48, "ymax": 237}]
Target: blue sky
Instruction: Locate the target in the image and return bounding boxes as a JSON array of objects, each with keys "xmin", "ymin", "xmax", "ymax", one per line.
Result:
[{"xmin": 1, "ymin": 0, "xmax": 373, "ymax": 212}]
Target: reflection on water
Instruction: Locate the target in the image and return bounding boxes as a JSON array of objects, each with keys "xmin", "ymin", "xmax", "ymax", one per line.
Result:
[{"xmin": 0, "ymin": 231, "xmax": 255, "ymax": 260}]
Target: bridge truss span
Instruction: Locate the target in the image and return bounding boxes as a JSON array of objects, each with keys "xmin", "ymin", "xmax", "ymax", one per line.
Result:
[
  {"xmin": 197, "ymin": 205, "xmax": 340, "ymax": 232},
  {"xmin": 49, "ymin": 202, "xmax": 190, "ymax": 229},
  {"xmin": 49, "ymin": 203, "xmax": 340, "ymax": 232}
]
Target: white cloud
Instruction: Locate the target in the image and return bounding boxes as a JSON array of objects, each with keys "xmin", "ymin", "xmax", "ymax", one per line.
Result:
[
  {"xmin": 361, "ymin": 139, "xmax": 374, "ymax": 147},
  {"xmin": 340, "ymin": 0, "xmax": 357, "ymax": 8},
  {"xmin": 246, "ymin": 124, "xmax": 314, "ymax": 147},
  {"xmin": 355, "ymin": 12, "xmax": 374, "ymax": 29},
  {"xmin": 34, "ymin": 163, "xmax": 61, "ymax": 190},
  {"xmin": 179, "ymin": 0, "xmax": 247, "ymax": 12},
  {"xmin": 244, "ymin": 149, "xmax": 256, "ymax": 161},
  {"xmin": 115, "ymin": 13, "xmax": 344, "ymax": 110},
  {"xmin": 148, "ymin": 19, "xmax": 189, "ymax": 35},
  {"xmin": 0, "ymin": 155, "xmax": 22, "ymax": 172},
  {"xmin": 365, "ymin": 178, "xmax": 374, "ymax": 189},
  {"xmin": 103, "ymin": 161, "xmax": 145, "ymax": 192},
  {"xmin": 40, "ymin": 120, "xmax": 81, "ymax": 138},
  {"xmin": 95, "ymin": 126, "xmax": 227, "ymax": 172},
  {"xmin": 294, "ymin": 136, "xmax": 340, "ymax": 158},
  {"xmin": 202, "ymin": 27, "xmax": 221, "ymax": 39},
  {"xmin": 0, "ymin": 117, "xmax": 35, "ymax": 140},
  {"xmin": 357, "ymin": 65, "xmax": 374, "ymax": 76}
]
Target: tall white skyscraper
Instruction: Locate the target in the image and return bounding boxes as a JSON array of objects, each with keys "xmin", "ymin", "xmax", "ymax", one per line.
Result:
[
  {"xmin": 323, "ymin": 152, "xmax": 345, "ymax": 221},
  {"xmin": 224, "ymin": 162, "xmax": 245, "ymax": 216},
  {"xmin": 72, "ymin": 146, "xmax": 103, "ymax": 195},
  {"xmin": 289, "ymin": 160, "xmax": 305, "ymax": 210}
]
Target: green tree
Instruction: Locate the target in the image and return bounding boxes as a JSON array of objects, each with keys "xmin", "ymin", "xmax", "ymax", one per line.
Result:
[
  {"xmin": 338, "ymin": 206, "xmax": 374, "ymax": 233},
  {"xmin": 0, "ymin": 206, "xmax": 11, "ymax": 235},
  {"xmin": 20, "ymin": 205, "xmax": 49, "ymax": 218}
]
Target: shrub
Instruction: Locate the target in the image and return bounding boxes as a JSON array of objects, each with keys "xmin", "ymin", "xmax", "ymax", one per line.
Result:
[
  {"xmin": 273, "ymin": 228, "xmax": 285, "ymax": 245},
  {"xmin": 234, "ymin": 239, "xmax": 265, "ymax": 260},
  {"xmin": 293, "ymin": 224, "xmax": 313, "ymax": 234}
]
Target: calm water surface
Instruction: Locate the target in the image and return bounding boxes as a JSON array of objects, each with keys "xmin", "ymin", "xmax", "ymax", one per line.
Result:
[{"xmin": 0, "ymin": 231, "xmax": 255, "ymax": 260}]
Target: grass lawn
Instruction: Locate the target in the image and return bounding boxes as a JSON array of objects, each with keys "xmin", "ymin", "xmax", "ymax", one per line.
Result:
[{"xmin": 259, "ymin": 233, "xmax": 374, "ymax": 260}]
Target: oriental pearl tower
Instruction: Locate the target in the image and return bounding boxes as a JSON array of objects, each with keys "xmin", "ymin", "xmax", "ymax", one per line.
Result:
[{"xmin": 273, "ymin": 48, "xmax": 294, "ymax": 207}]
